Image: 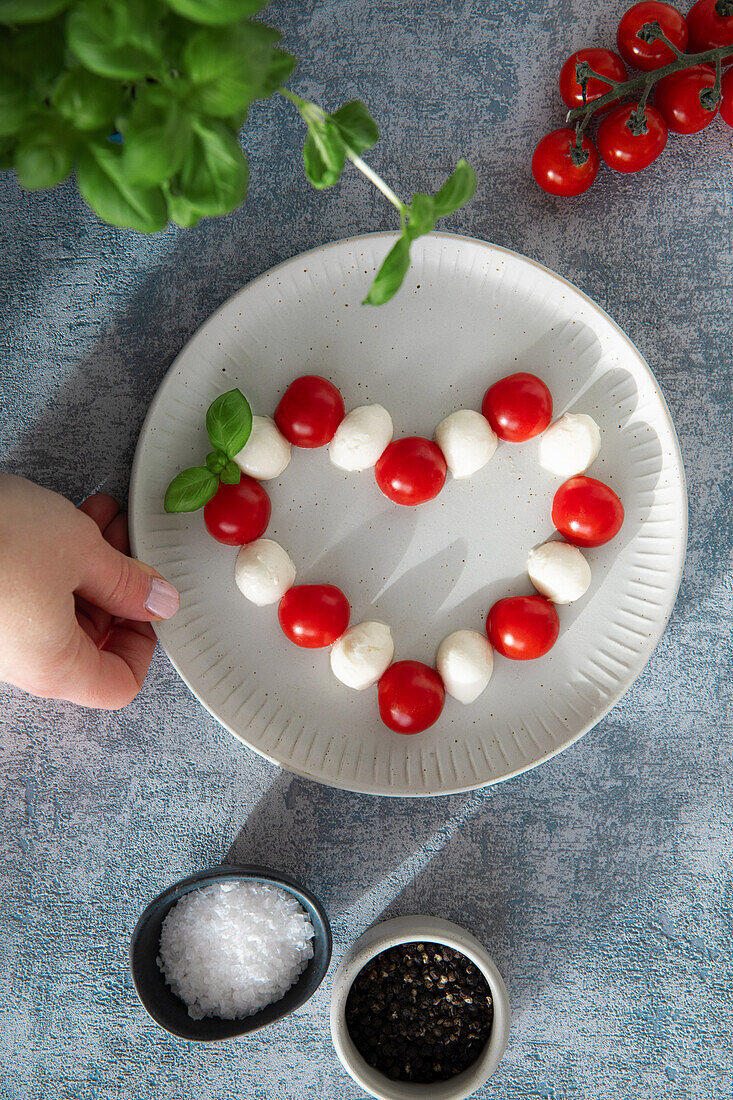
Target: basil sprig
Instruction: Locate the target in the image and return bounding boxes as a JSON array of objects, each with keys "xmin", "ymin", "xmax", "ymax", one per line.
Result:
[{"xmin": 164, "ymin": 387, "xmax": 252, "ymax": 513}]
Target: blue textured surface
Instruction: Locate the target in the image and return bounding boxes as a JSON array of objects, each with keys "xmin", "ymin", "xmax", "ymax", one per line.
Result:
[{"xmin": 1, "ymin": 1, "xmax": 731, "ymax": 1098}]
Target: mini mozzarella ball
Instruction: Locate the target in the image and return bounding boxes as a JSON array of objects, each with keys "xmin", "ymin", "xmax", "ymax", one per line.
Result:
[
  {"xmin": 329, "ymin": 404, "xmax": 393, "ymax": 472},
  {"xmin": 538, "ymin": 413, "xmax": 601, "ymax": 477},
  {"xmin": 434, "ymin": 409, "xmax": 498, "ymax": 479},
  {"xmin": 234, "ymin": 416, "xmax": 291, "ymax": 480},
  {"xmin": 235, "ymin": 538, "xmax": 296, "ymax": 606},
  {"xmin": 527, "ymin": 540, "xmax": 591, "ymax": 604},
  {"xmin": 436, "ymin": 629, "xmax": 493, "ymax": 705},
  {"xmin": 330, "ymin": 621, "xmax": 394, "ymax": 690}
]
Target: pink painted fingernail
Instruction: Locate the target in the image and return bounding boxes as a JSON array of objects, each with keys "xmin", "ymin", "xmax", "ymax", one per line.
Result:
[{"xmin": 145, "ymin": 577, "xmax": 180, "ymax": 619}]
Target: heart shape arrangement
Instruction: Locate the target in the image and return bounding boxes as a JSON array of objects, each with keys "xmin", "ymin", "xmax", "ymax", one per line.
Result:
[{"xmin": 164, "ymin": 372, "xmax": 625, "ymax": 735}]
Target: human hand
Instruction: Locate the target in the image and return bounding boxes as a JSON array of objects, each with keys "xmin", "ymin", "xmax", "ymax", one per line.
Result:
[{"xmin": 0, "ymin": 474, "xmax": 179, "ymax": 709}]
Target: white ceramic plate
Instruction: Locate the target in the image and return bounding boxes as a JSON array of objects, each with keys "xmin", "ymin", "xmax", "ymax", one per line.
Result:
[{"xmin": 129, "ymin": 232, "xmax": 687, "ymax": 797}]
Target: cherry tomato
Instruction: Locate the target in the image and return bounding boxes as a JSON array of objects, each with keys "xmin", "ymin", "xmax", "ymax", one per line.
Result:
[
  {"xmin": 482, "ymin": 373, "xmax": 553, "ymax": 442},
  {"xmin": 378, "ymin": 661, "xmax": 445, "ymax": 734},
  {"xmin": 559, "ymin": 48, "xmax": 628, "ymax": 112},
  {"xmin": 687, "ymin": 0, "xmax": 733, "ymax": 55},
  {"xmin": 486, "ymin": 596, "xmax": 560, "ymax": 661},
  {"xmin": 203, "ymin": 475, "xmax": 270, "ymax": 546},
  {"xmin": 552, "ymin": 476, "xmax": 625, "ymax": 548},
  {"xmin": 531, "ymin": 128, "xmax": 599, "ymax": 197},
  {"xmin": 654, "ymin": 65, "xmax": 719, "ymax": 132},
  {"xmin": 375, "ymin": 437, "xmax": 447, "ymax": 506},
  {"xmin": 278, "ymin": 584, "xmax": 350, "ymax": 648},
  {"xmin": 274, "ymin": 375, "xmax": 344, "ymax": 448},
  {"xmin": 720, "ymin": 65, "xmax": 733, "ymax": 124},
  {"xmin": 596, "ymin": 103, "xmax": 668, "ymax": 173},
  {"xmin": 616, "ymin": 1, "xmax": 688, "ymax": 70}
]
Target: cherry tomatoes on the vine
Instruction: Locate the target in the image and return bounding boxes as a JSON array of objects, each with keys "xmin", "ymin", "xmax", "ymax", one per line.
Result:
[
  {"xmin": 531, "ymin": 128, "xmax": 599, "ymax": 197},
  {"xmin": 378, "ymin": 660, "xmax": 445, "ymax": 734},
  {"xmin": 486, "ymin": 596, "xmax": 560, "ymax": 661},
  {"xmin": 720, "ymin": 65, "xmax": 733, "ymax": 124},
  {"xmin": 617, "ymin": 1, "xmax": 689, "ymax": 70},
  {"xmin": 655, "ymin": 65, "xmax": 719, "ymax": 133},
  {"xmin": 274, "ymin": 375, "xmax": 345, "ymax": 448},
  {"xmin": 278, "ymin": 584, "xmax": 350, "ymax": 648},
  {"xmin": 687, "ymin": 0, "xmax": 733, "ymax": 55},
  {"xmin": 552, "ymin": 476, "xmax": 625, "ymax": 548},
  {"xmin": 482, "ymin": 373, "xmax": 553, "ymax": 442},
  {"xmin": 596, "ymin": 103, "xmax": 668, "ymax": 172},
  {"xmin": 559, "ymin": 48, "xmax": 628, "ymax": 112},
  {"xmin": 203, "ymin": 476, "xmax": 271, "ymax": 546},
  {"xmin": 375, "ymin": 437, "xmax": 447, "ymax": 505}
]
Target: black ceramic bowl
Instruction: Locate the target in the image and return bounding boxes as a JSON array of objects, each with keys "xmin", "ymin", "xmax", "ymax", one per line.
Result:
[{"xmin": 129, "ymin": 863, "xmax": 332, "ymax": 1041}]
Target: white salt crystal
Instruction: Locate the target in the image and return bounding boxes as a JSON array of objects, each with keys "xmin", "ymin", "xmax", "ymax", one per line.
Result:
[{"xmin": 156, "ymin": 881, "xmax": 315, "ymax": 1020}]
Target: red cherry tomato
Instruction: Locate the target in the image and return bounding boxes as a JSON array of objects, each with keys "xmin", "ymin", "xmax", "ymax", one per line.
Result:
[
  {"xmin": 378, "ymin": 661, "xmax": 445, "ymax": 734},
  {"xmin": 375, "ymin": 437, "xmax": 447, "ymax": 506},
  {"xmin": 278, "ymin": 584, "xmax": 350, "ymax": 648},
  {"xmin": 596, "ymin": 103, "xmax": 668, "ymax": 172},
  {"xmin": 203, "ymin": 476, "xmax": 270, "ymax": 546},
  {"xmin": 559, "ymin": 48, "xmax": 628, "ymax": 112},
  {"xmin": 274, "ymin": 375, "xmax": 344, "ymax": 448},
  {"xmin": 720, "ymin": 65, "xmax": 733, "ymax": 124},
  {"xmin": 531, "ymin": 128, "xmax": 599, "ymax": 197},
  {"xmin": 486, "ymin": 596, "xmax": 560, "ymax": 661},
  {"xmin": 687, "ymin": 0, "xmax": 733, "ymax": 55},
  {"xmin": 552, "ymin": 476, "xmax": 625, "ymax": 548},
  {"xmin": 654, "ymin": 65, "xmax": 719, "ymax": 132},
  {"xmin": 482, "ymin": 373, "xmax": 553, "ymax": 442},
  {"xmin": 616, "ymin": 1, "xmax": 688, "ymax": 70}
]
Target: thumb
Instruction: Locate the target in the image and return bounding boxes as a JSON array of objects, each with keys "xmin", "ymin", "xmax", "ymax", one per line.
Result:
[{"xmin": 76, "ymin": 538, "xmax": 180, "ymax": 622}]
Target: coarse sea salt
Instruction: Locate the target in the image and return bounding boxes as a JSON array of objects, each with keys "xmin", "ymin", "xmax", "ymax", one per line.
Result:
[{"xmin": 157, "ymin": 880, "xmax": 315, "ymax": 1020}]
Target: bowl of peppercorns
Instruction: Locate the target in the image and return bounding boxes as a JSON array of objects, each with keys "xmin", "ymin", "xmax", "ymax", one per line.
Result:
[{"xmin": 329, "ymin": 916, "xmax": 510, "ymax": 1100}]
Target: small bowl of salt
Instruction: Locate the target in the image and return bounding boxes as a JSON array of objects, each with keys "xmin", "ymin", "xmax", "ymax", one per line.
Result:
[{"xmin": 130, "ymin": 864, "xmax": 331, "ymax": 1041}]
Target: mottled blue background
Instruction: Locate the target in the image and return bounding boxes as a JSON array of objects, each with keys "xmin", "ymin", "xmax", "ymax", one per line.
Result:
[{"xmin": 1, "ymin": 1, "xmax": 731, "ymax": 1098}]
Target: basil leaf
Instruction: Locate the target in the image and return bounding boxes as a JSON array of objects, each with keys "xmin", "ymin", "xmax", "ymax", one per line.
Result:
[
  {"xmin": 165, "ymin": 188, "xmax": 202, "ymax": 228},
  {"xmin": 118, "ymin": 86, "xmax": 191, "ymax": 186},
  {"xmin": 206, "ymin": 449, "xmax": 227, "ymax": 475},
  {"xmin": 0, "ymin": 0, "xmax": 69, "ymax": 21},
  {"xmin": 52, "ymin": 68, "xmax": 122, "ymax": 132},
  {"xmin": 363, "ymin": 234, "xmax": 411, "ymax": 307},
  {"xmin": 302, "ymin": 118, "xmax": 345, "ymax": 190},
  {"xmin": 0, "ymin": 136, "xmax": 15, "ymax": 170},
  {"xmin": 0, "ymin": 71, "xmax": 29, "ymax": 137},
  {"xmin": 77, "ymin": 141, "xmax": 168, "ymax": 232},
  {"xmin": 173, "ymin": 119, "xmax": 248, "ymax": 216},
  {"xmin": 14, "ymin": 122, "xmax": 75, "ymax": 190},
  {"xmin": 407, "ymin": 192, "xmax": 435, "ymax": 239},
  {"xmin": 164, "ymin": 466, "xmax": 218, "ymax": 513},
  {"xmin": 206, "ymin": 388, "xmax": 252, "ymax": 458},
  {"xmin": 163, "ymin": 0, "xmax": 267, "ymax": 25},
  {"xmin": 183, "ymin": 23, "xmax": 281, "ymax": 117},
  {"xmin": 432, "ymin": 158, "xmax": 477, "ymax": 219},
  {"xmin": 66, "ymin": 0, "xmax": 164, "ymax": 80},
  {"xmin": 330, "ymin": 100, "xmax": 378, "ymax": 155},
  {"xmin": 1, "ymin": 22, "xmax": 65, "ymax": 97},
  {"xmin": 219, "ymin": 460, "xmax": 241, "ymax": 485},
  {"xmin": 260, "ymin": 47, "xmax": 297, "ymax": 97}
]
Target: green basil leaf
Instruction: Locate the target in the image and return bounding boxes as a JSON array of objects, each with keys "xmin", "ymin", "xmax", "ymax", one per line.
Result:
[
  {"xmin": 172, "ymin": 118, "xmax": 248, "ymax": 216},
  {"xmin": 0, "ymin": 0, "xmax": 69, "ymax": 21},
  {"xmin": 164, "ymin": 466, "xmax": 218, "ymax": 513},
  {"xmin": 363, "ymin": 234, "xmax": 411, "ymax": 307},
  {"xmin": 407, "ymin": 192, "xmax": 435, "ymax": 239},
  {"xmin": 66, "ymin": 0, "xmax": 164, "ymax": 80},
  {"xmin": 302, "ymin": 118, "xmax": 345, "ymax": 190},
  {"xmin": 432, "ymin": 158, "xmax": 477, "ymax": 219},
  {"xmin": 206, "ymin": 388, "xmax": 252, "ymax": 458},
  {"xmin": 163, "ymin": 0, "xmax": 267, "ymax": 25},
  {"xmin": 0, "ymin": 71, "xmax": 29, "ymax": 137},
  {"xmin": 118, "ymin": 86, "xmax": 191, "ymax": 186},
  {"xmin": 0, "ymin": 136, "xmax": 15, "ymax": 170},
  {"xmin": 259, "ymin": 47, "xmax": 297, "ymax": 97},
  {"xmin": 77, "ymin": 141, "xmax": 168, "ymax": 232},
  {"xmin": 183, "ymin": 22, "xmax": 280, "ymax": 117},
  {"xmin": 14, "ymin": 122, "xmax": 75, "ymax": 190},
  {"xmin": 219, "ymin": 460, "xmax": 241, "ymax": 485},
  {"xmin": 51, "ymin": 68, "xmax": 122, "ymax": 132},
  {"xmin": 330, "ymin": 100, "xmax": 378, "ymax": 155},
  {"xmin": 206, "ymin": 449, "xmax": 227, "ymax": 475},
  {"xmin": 165, "ymin": 188, "xmax": 202, "ymax": 227},
  {"xmin": 1, "ymin": 22, "xmax": 65, "ymax": 97}
]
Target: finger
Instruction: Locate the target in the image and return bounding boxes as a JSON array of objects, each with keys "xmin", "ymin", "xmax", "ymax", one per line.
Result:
[
  {"xmin": 78, "ymin": 493, "xmax": 121, "ymax": 532},
  {"xmin": 75, "ymin": 594, "xmax": 111, "ymax": 645},
  {"xmin": 76, "ymin": 536, "xmax": 179, "ymax": 623},
  {"xmin": 59, "ymin": 620, "xmax": 156, "ymax": 710},
  {"xmin": 102, "ymin": 511, "xmax": 130, "ymax": 555}
]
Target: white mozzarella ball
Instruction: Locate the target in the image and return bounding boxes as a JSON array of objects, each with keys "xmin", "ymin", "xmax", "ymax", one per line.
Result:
[
  {"xmin": 434, "ymin": 409, "xmax": 498, "ymax": 479},
  {"xmin": 329, "ymin": 405, "xmax": 393, "ymax": 472},
  {"xmin": 235, "ymin": 539, "xmax": 296, "ymax": 606},
  {"xmin": 436, "ymin": 629, "xmax": 493, "ymax": 705},
  {"xmin": 527, "ymin": 540, "xmax": 591, "ymax": 604},
  {"xmin": 234, "ymin": 416, "xmax": 291, "ymax": 480},
  {"xmin": 330, "ymin": 621, "xmax": 394, "ymax": 690},
  {"xmin": 538, "ymin": 413, "xmax": 601, "ymax": 477}
]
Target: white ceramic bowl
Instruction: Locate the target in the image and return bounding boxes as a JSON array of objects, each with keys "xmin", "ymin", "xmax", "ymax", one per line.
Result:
[{"xmin": 329, "ymin": 916, "xmax": 510, "ymax": 1100}]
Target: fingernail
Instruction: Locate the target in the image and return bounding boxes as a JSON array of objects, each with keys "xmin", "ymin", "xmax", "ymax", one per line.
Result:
[{"xmin": 145, "ymin": 577, "xmax": 180, "ymax": 619}]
